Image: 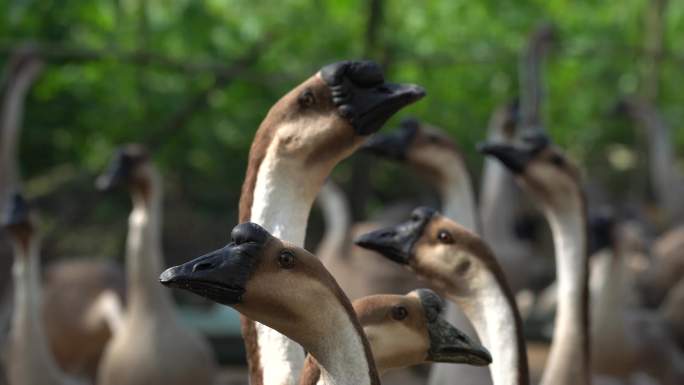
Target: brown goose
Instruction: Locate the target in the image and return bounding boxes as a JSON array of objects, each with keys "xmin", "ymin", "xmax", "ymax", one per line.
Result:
[
  {"xmin": 299, "ymin": 288, "xmax": 491, "ymax": 385},
  {"xmin": 96, "ymin": 145, "xmax": 217, "ymax": 385},
  {"xmin": 355, "ymin": 207, "xmax": 529, "ymax": 385},
  {"xmin": 3, "ymin": 193, "xmax": 84, "ymax": 385},
  {"xmin": 236, "ymin": 60, "xmax": 424, "ymax": 385},
  {"xmin": 161, "ymin": 222, "xmax": 380, "ymax": 385},
  {"xmin": 479, "ymin": 133, "xmax": 590, "ymax": 385}
]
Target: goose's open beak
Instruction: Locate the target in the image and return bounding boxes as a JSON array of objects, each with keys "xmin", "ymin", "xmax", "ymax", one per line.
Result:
[
  {"xmin": 321, "ymin": 60, "xmax": 425, "ymax": 136},
  {"xmin": 355, "ymin": 207, "xmax": 436, "ymax": 264},
  {"xmin": 426, "ymin": 316, "xmax": 492, "ymax": 366},
  {"xmin": 361, "ymin": 118, "xmax": 420, "ymax": 160},
  {"xmin": 160, "ymin": 223, "xmax": 269, "ymax": 306}
]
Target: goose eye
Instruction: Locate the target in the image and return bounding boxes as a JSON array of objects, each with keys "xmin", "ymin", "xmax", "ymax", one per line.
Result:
[
  {"xmin": 278, "ymin": 251, "xmax": 296, "ymax": 269},
  {"xmin": 437, "ymin": 230, "xmax": 453, "ymax": 244},
  {"xmin": 391, "ymin": 306, "xmax": 408, "ymax": 320},
  {"xmin": 411, "ymin": 213, "xmax": 421, "ymax": 222},
  {"xmin": 298, "ymin": 90, "xmax": 315, "ymax": 108}
]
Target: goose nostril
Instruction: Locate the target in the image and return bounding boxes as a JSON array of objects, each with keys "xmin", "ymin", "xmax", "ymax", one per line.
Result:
[{"xmin": 192, "ymin": 262, "xmax": 214, "ymax": 272}]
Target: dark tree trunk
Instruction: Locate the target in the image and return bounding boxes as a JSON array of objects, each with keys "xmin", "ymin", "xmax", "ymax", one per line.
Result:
[{"xmin": 349, "ymin": 0, "xmax": 385, "ymax": 221}]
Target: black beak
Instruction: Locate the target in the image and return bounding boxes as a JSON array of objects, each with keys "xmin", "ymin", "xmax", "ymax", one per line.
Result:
[
  {"xmin": 426, "ymin": 316, "xmax": 492, "ymax": 366},
  {"xmin": 413, "ymin": 289, "xmax": 491, "ymax": 366},
  {"xmin": 354, "ymin": 206, "xmax": 436, "ymax": 264},
  {"xmin": 321, "ymin": 60, "xmax": 425, "ymax": 136},
  {"xmin": 2, "ymin": 192, "xmax": 31, "ymax": 230},
  {"xmin": 477, "ymin": 142, "xmax": 531, "ymax": 174},
  {"xmin": 159, "ymin": 222, "xmax": 270, "ymax": 306},
  {"xmin": 361, "ymin": 118, "xmax": 420, "ymax": 160},
  {"xmin": 478, "ymin": 131, "xmax": 550, "ymax": 174}
]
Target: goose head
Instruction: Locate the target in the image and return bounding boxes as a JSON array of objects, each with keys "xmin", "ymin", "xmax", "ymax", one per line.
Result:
[
  {"xmin": 478, "ymin": 132, "xmax": 582, "ymax": 212},
  {"xmin": 355, "ymin": 288, "xmax": 491, "ymax": 371},
  {"xmin": 2, "ymin": 192, "xmax": 36, "ymax": 253},
  {"xmin": 362, "ymin": 118, "xmax": 463, "ymax": 184},
  {"xmin": 96, "ymin": 144, "xmax": 152, "ymax": 196},
  {"xmin": 240, "ymin": 61, "xmax": 425, "ymax": 214},
  {"xmin": 355, "ymin": 207, "xmax": 509, "ymax": 296},
  {"xmin": 160, "ymin": 222, "xmax": 361, "ymax": 352},
  {"xmin": 259, "ymin": 61, "xmax": 424, "ymax": 161}
]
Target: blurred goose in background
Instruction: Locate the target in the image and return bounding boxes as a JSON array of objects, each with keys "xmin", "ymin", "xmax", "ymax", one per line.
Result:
[
  {"xmin": 299, "ymin": 288, "xmax": 491, "ymax": 385},
  {"xmin": 3, "ymin": 192, "xmax": 84, "ymax": 385},
  {"xmin": 479, "ymin": 102, "xmax": 541, "ymax": 295},
  {"xmin": 588, "ymin": 211, "xmax": 684, "ymax": 385},
  {"xmin": 480, "ymin": 133, "xmax": 590, "ymax": 385},
  {"xmin": 95, "ymin": 145, "xmax": 217, "ymax": 385},
  {"xmin": 0, "ymin": 50, "xmax": 124, "ymax": 381},
  {"xmin": 235, "ymin": 59, "xmax": 424, "ymax": 385}
]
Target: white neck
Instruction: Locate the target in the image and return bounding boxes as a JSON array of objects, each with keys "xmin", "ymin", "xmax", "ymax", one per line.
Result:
[
  {"xmin": 540, "ymin": 204, "xmax": 590, "ymax": 385},
  {"xmin": 479, "ymin": 157, "xmax": 524, "ymax": 245},
  {"xmin": 312, "ymin": 307, "xmax": 375, "ymax": 385},
  {"xmin": 439, "ymin": 160, "xmax": 479, "ymax": 233},
  {"xmin": 452, "ymin": 271, "xmax": 527, "ymax": 385},
  {"xmin": 430, "ymin": 156, "xmax": 494, "ymax": 385},
  {"xmin": 315, "ymin": 181, "xmax": 350, "ymax": 259},
  {"xmin": 589, "ymin": 248, "xmax": 631, "ymax": 367},
  {"xmin": 250, "ymin": 150, "xmax": 325, "ymax": 385},
  {"xmin": 126, "ymin": 169, "xmax": 175, "ymax": 316},
  {"xmin": 9, "ymin": 238, "xmax": 65, "ymax": 382}
]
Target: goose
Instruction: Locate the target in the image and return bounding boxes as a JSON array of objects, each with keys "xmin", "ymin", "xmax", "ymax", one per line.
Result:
[
  {"xmin": 479, "ymin": 102, "xmax": 539, "ymax": 294},
  {"xmin": 2, "ymin": 192, "xmax": 82, "ymax": 385},
  {"xmin": 615, "ymin": 97, "xmax": 684, "ymax": 224},
  {"xmin": 236, "ymin": 60, "xmax": 424, "ymax": 385},
  {"xmin": 0, "ymin": 51, "xmax": 124, "ymax": 380},
  {"xmin": 299, "ymin": 288, "xmax": 492, "ymax": 385},
  {"xmin": 355, "ymin": 207, "xmax": 529, "ymax": 385},
  {"xmin": 161, "ymin": 222, "xmax": 382, "ymax": 385},
  {"xmin": 478, "ymin": 133, "xmax": 590, "ymax": 385},
  {"xmin": 661, "ymin": 277, "xmax": 684, "ymax": 350},
  {"xmin": 362, "ymin": 118, "xmax": 492, "ymax": 385},
  {"xmin": 589, "ymin": 213, "xmax": 684, "ymax": 385},
  {"xmin": 636, "ymin": 225, "xmax": 684, "ymax": 308},
  {"xmin": 315, "ymin": 180, "xmax": 352, "ymax": 263},
  {"xmin": 95, "ymin": 144, "xmax": 217, "ymax": 385}
]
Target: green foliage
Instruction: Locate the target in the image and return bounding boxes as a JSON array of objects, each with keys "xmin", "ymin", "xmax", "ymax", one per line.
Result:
[{"xmin": 2, "ymin": 0, "xmax": 683, "ymax": 260}]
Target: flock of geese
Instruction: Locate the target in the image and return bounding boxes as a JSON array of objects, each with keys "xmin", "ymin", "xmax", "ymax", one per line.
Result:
[{"xmin": 1, "ymin": 47, "xmax": 684, "ymax": 385}]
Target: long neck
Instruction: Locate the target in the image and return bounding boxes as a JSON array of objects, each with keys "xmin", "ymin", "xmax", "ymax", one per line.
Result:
[
  {"xmin": 247, "ymin": 150, "xmax": 327, "ymax": 385},
  {"xmin": 315, "ymin": 181, "xmax": 351, "ymax": 259},
  {"xmin": 540, "ymin": 201, "xmax": 590, "ymax": 385},
  {"xmin": 313, "ymin": 308, "xmax": 378, "ymax": 385},
  {"xmin": 452, "ymin": 270, "xmax": 529, "ymax": 385},
  {"xmin": 0, "ymin": 61, "xmax": 42, "ymax": 212},
  {"xmin": 589, "ymin": 248, "xmax": 628, "ymax": 356},
  {"xmin": 9, "ymin": 238, "xmax": 63, "ymax": 380},
  {"xmin": 638, "ymin": 108, "xmax": 680, "ymax": 219},
  {"xmin": 126, "ymin": 169, "xmax": 175, "ymax": 316},
  {"xmin": 438, "ymin": 158, "xmax": 479, "ymax": 233},
  {"xmin": 480, "ymin": 157, "xmax": 523, "ymax": 245}
]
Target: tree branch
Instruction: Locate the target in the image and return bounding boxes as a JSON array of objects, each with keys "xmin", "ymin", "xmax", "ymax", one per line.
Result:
[
  {"xmin": 0, "ymin": 40, "xmax": 256, "ymax": 78},
  {"xmin": 146, "ymin": 39, "xmax": 269, "ymax": 150}
]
